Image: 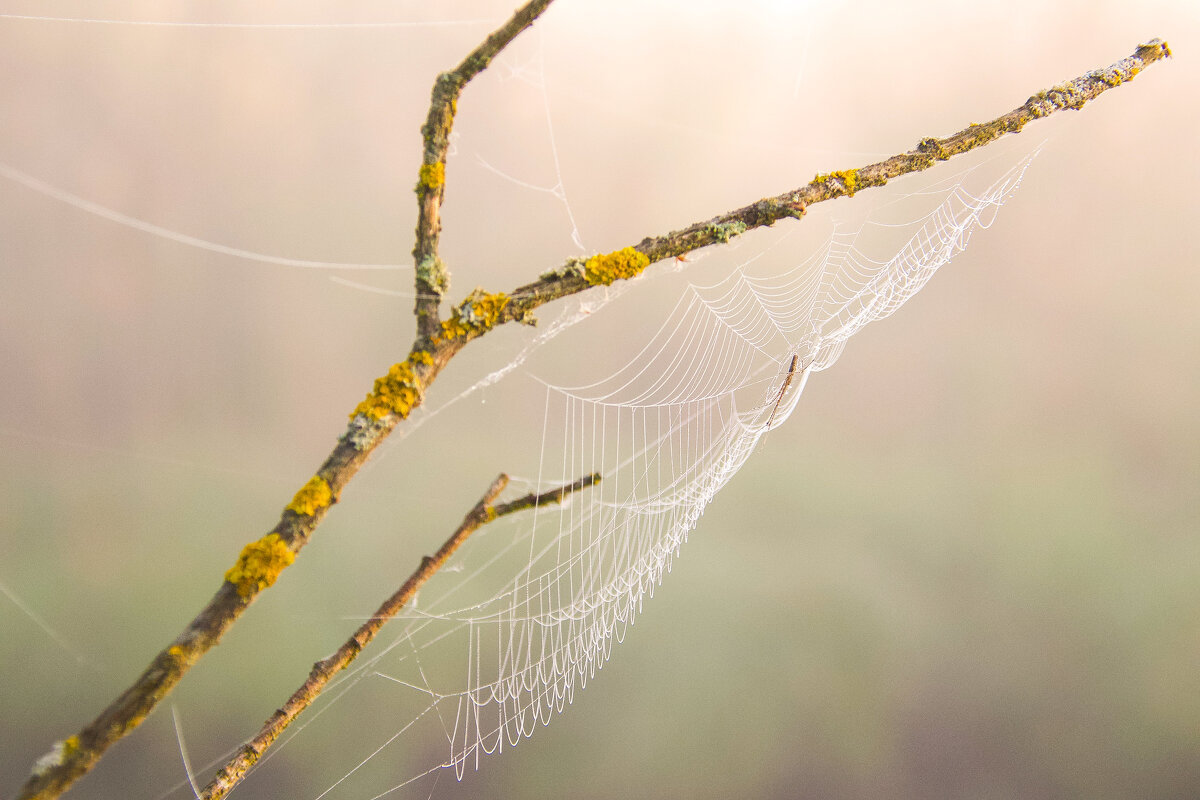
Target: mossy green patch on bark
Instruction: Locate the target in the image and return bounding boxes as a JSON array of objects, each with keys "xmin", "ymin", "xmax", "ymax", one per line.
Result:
[
  {"xmin": 415, "ymin": 254, "xmax": 449, "ymax": 296},
  {"xmin": 707, "ymin": 220, "xmax": 748, "ymax": 243}
]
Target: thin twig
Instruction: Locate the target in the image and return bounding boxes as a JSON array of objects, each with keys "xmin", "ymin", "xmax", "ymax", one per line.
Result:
[
  {"xmin": 199, "ymin": 472, "xmax": 599, "ymax": 800},
  {"xmin": 15, "ymin": 34, "xmax": 1169, "ymax": 800},
  {"xmin": 412, "ymin": 0, "xmax": 557, "ymax": 338},
  {"xmin": 13, "ymin": 5, "xmax": 558, "ymax": 800},
  {"xmin": 497, "ymin": 39, "xmax": 1173, "ymax": 325}
]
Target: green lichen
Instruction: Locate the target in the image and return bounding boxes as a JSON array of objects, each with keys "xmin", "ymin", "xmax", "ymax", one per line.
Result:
[
  {"xmin": 415, "ymin": 254, "xmax": 449, "ymax": 296},
  {"xmin": 224, "ymin": 533, "xmax": 295, "ymax": 598},
  {"xmin": 438, "ymin": 289, "xmax": 510, "ymax": 340},
  {"xmin": 707, "ymin": 220, "xmax": 748, "ymax": 244},
  {"xmin": 32, "ymin": 736, "xmax": 81, "ymax": 776},
  {"xmin": 352, "ymin": 359, "xmax": 423, "ymax": 421},
  {"xmin": 541, "ymin": 256, "xmax": 588, "ymax": 282},
  {"xmin": 582, "ymin": 247, "xmax": 651, "ymax": 286},
  {"xmin": 416, "ymin": 162, "xmax": 445, "ymax": 195},
  {"xmin": 287, "ymin": 476, "xmax": 332, "ymax": 516}
]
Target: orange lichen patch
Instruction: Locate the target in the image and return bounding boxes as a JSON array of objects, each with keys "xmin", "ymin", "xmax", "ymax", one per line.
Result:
[
  {"xmin": 224, "ymin": 533, "xmax": 295, "ymax": 598},
  {"xmin": 352, "ymin": 359, "xmax": 422, "ymax": 421},
  {"xmin": 286, "ymin": 476, "xmax": 332, "ymax": 516},
  {"xmin": 583, "ymin": 247, "xmax": 650, "ymax": 286}
]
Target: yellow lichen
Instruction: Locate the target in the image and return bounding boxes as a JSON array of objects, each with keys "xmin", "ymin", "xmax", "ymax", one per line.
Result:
[
  {"xmin": 62, "ymin": 736, "xmax": 79, "ymax": 757},
  {"xmin": 439, "ymin": 315, "xmax": 472, "ymax": 341},
  {"xmin": 167, "ymin": 645, "xmax": 184, "ymax": 660},
  {"xmin": 410, "ymin": 349, "xmax": 434, "ymax": 366},
  {"xmin": 816, "ymin": 169, "xmax": 859, "ymax": 196},
  {"xmin": 351, "ymin": 359, "xmax": 422, "ymax": 421},
  {"xmin": 831, "ymin": 169, "xmax": 858, "ymax": 196},
  {"xmin": 416, "ymin": 162, "xmax": 445, "ymax": 193},
  {"xmin": 583, "ymin": 247, "xmax": 651, "ymax": 286},
  {"xmin": 287, "ymin": 475, "xmax": 332, "ymax": 516},
  {"xmin": 438, "ymin": 290, "xmax": 510, "ymax": 341},
  {"xmin": 224, "ymin": 533, "xmax": 295, "ymax": 598},
  {"xmin": 465, "ymin": 291, "xmax": 508, "ymax": 326}
]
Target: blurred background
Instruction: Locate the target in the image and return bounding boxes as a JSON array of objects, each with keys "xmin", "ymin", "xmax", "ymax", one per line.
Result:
[{"xmin": 1, "ymin": 1, "xmax": 1197, "ymax": 798}]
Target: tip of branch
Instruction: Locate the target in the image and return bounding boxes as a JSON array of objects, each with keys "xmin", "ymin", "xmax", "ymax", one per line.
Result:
[
  {"xmin": 484, "ymin": 474, "xmax": 510, "ymax": 504},
  {"xmin": 1138, "ymin": 38, "xmax": 1171, "ymax": 59}
]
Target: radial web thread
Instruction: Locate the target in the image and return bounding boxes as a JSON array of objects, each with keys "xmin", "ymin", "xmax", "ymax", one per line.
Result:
[{"xmin": 304, "ymin": 151, "xmax": 1037, "ymax": 798}]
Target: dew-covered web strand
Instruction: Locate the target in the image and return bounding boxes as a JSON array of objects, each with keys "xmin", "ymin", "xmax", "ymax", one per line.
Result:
[
  {"xmin": 328, "ymin": 275, "xmax": 444, "ymax": 300},
  {"xmin": 475, "ymin": 28, "xmax": 586, "ymax": 252},
  {"xmin": 0, "ymin": 14, "xmax": 496, "ymax": 29},
  {"xmin": 357, "ymin": 23, "xmax": 605, "ymax": 440},
  {"xmin": 401, "ymin": 263, "xmax": 697, "ymax": 440},
  {"xmin": 298, "ymin": 150, "xmax": 1041, "ymax": 798},
  {"xmin": 22, "ymin": 6, "xmax": 1040, "ymax": 790},
  {"xmin": 0, "ymin": 162, "xmax": 406, "ymax": 271},
  {"xmin": 0, "ymin": 576, "xmax": 95, "ymax": 669},
  {"xmin": 169, "ymin": 706, "xmax": 202, "ymax": 800}
]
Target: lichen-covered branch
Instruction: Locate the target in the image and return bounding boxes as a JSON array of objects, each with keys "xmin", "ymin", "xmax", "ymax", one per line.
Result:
[
  {"xmin": 199, "ymin": 471, "xmax": 600, "ymax": 800},
  {"xmin": 497, "ymin": 38, "xmax": 1172, "ymax": 326},
  {"xmin": 412, "ymin": 0, "xmax": 557, "ymax": 339},
  {"xmin": 13, "ymin": 5, "xmax": 559, "ymax": 800},
  {"xmin": 16, "ymin": 34, "xmax": 1169, "ymax": 800}
]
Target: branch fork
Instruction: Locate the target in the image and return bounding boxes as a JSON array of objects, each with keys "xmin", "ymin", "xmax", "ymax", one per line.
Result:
[{"xmin": 14, "ymin": 11, "xmax": 1171, "ymax": 799}]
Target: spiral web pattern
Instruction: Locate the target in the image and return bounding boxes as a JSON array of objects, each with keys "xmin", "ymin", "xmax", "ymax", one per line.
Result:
[{"xmin": 304, "ymin": 152, "xmax": 1036, "ymax": 799}]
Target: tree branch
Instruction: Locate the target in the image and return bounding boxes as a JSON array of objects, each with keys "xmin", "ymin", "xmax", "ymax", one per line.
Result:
[
  {"xmin": 15, "ymin": 33, "xmax": 1169, "ymax": 800},
  {"xmin": 412, "ymin": 0, "xmax": 557, "ymax": 339},
  {"xmin": 497, "ymin": 38, "xmax": 1173, "ymax": 326},
  {"xmin": 199, "ymin": 471, "xmax": 600, "ymax": 800},
  {"xmin": 13, "ymin": 5, "xmax": 559, "ymax": 800}
]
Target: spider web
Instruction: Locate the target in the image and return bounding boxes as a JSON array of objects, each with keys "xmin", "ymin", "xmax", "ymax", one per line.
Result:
[
  {"xmin": 272, "ymin": 150, "xmax": 1037, "ymax": 800},
  {"xmin": 0, "ymin": 5, "xmax": 1054, "ymax": 799}
]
